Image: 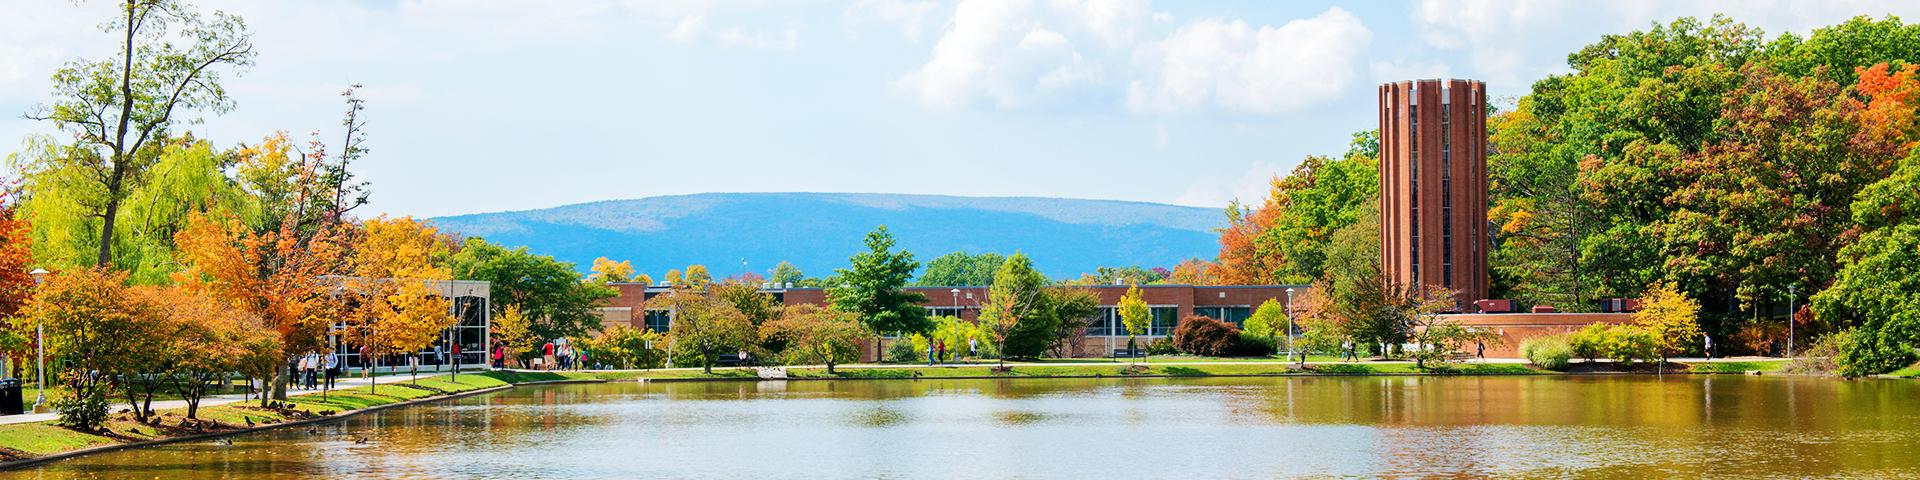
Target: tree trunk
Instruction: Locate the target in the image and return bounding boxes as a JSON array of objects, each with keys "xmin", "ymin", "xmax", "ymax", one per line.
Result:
[{"xmin": 272, "ymin": 361, "xmax": 289, "ymax": 401}]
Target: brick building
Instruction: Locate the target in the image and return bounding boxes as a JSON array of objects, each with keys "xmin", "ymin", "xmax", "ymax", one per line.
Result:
[
  {"xmin": 599, "ymin": 283, "xmax": 1308, "ymax": 358},
  {"xmin": 1379, "ymin": 78, "xmax": 1490, "ymax": 308}
]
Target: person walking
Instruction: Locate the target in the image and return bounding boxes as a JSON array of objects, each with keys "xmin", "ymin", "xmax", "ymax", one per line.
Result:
[
  {"xmin": 927, "ymin": 341, "xmax": 936, "ymax": 366},
  {"xmin": 936, "ymin": 340, "xmax": 946, "ymax": 365},
  {"xmin": 305, "ymin": 351, "xmax": 321, "ymax": 390},
  {"xmin": 359, "ymin": 345, "xmax": 372, "ymax": 378},
  {"xmin": 1704, "ymin": 334, "xmax": 1714, "ymax": 361},
  {"xmin": 432, "ymin": 344, "xmax": 444, "ymax": 372},
  {"xmin": 543, "ymin": 340, "xmax": 556, "ymax": 370},
  {"xmin": 493, "ymin": 343, "xmax": 506, "ymax": 369},
  {"xmin": 451, "ymin": 342, "xmax": 463, "ymax": 372},
  {"xmin": 1476, "ymin": 340, "xmax": 1486, "ymax": 362},
  {"xmin": 295, "ymin": 353, "xmax": 311, "ymax": 390}
]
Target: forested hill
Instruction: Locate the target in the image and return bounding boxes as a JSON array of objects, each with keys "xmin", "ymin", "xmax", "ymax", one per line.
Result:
[{"xmin": 428, "ymin": 193, "xmax": 1222, "ymax": 279}]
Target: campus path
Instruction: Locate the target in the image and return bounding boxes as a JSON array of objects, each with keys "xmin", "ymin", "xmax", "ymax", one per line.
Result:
[{"xmin": 0, "ymin": 366, "xmax": 481, "ymax": 426}]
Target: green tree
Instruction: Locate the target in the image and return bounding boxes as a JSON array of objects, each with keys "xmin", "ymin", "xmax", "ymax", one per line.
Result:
[
  {"xmin": 24, "ymin": 0, "xmax": 255, "ymax": 268},
  {"xmin": 768, "ymin": 261, "xmax": 805, "ymax": 285},
  {"xmin": 916, "ymin": 251, "xmax": 1005, "ymax": 286},
  {"xmin": 1815, "ymin": 147, "xmax": 1920, "ymax": 376},
  {"xmin": 713, "ymin": 282, "xmax": 781, "ymax": 327},
  {"xmin": 1243, "ymin": 298, "xmax": 1286, "ymax": 343},
  {"xmin": 979, "ymin": 253, "xmax": 1048, "ymax": 363},
  {"xmin": 444, "ymin": 238, "xmax": 615, "ymax": 340},
  {"xmin": 829, "ymin": 226, "xmax": 930, "ymax": 346}
]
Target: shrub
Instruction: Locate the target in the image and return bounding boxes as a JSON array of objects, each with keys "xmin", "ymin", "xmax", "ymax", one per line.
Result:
[
  {"xmin": 55, "ymin": 391, "xmax": 110, "ymax": 431},
  {"xmin": 1147, "ymin": 337, "xmax": 1177, "ymax": 355},
  {"xmin": 1608, "ymin": 325, "xmax": 1660, "ymax": 365},
  {"xmin": 1568, "ymin": 323, "xmax": 1609, "ymax": 361},
  {"xmin": 1837, "ymin": 326, "xmax": 1917, "ymax": 377},
  {"xmin": 1172, "ymin": 315, "xmax": 1239, "ymax": 356},
  {"xmin": 1230, "ymin": 331, "xmax": 1277, "ymax": 357},
  {"xmin": 886, "ymin": 335, "xmax": 925, "ymax": 363},
  {"xmin": 1783, "ymin": 331, "xmax": 1847, "ymax": 376},
  {"xmin": 1520, "ymin": 334, "xmax": 1573, "ymax": 371}
]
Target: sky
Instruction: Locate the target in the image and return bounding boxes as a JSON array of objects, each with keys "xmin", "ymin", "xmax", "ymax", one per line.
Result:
[{"xmin": 4, "ymin": 0, "xmax": 1919, "ymax": 218}]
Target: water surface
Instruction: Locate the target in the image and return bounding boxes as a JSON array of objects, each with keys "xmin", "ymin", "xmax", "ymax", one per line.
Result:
[{"xmin": 6, "ymin": 375, "xmax": 1918, "ymax": 478}]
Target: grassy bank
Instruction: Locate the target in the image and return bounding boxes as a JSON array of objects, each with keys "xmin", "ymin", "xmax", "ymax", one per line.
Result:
[
  {"xmin": 540, "ymin": 358, "xmax": 1797, "ymax": 381},
  {"xmin": 0, "ymin": 372, "xmax": 521, "ymax": 464}
]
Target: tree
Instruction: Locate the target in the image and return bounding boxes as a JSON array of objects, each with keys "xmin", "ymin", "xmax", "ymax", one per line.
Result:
[
  {"xmin": 0, "ymin": 186, "xmax": 33, "ymax": 364},
  {"xmin": 762, "ymin": 304, "xmax": 867, "ymax": 373},
  {"xmin": 444, "ymin": 238, "xmax": 615, "ymax": 341},
  {"xmin": 1118, "ymin": 284, "xmax": 1149, "ymax": 362},
  {"xmin": 979, "ymin": 253, "xmax": 1063, "ymax": 362},
  {"xmin": 1634, "ymin": 282, "xmax": 1703, "ymax": 364},
  {"xmin": 589, "ymin": 257, "xmax": 635, "ymax": 283},
  {"xmin": 768, "ymin": 261, "xmax": 805, "ymax": 285},
  {"xmin": 829, "ymin": 226, "xmax": 930, "ymax": 359},
  {"xmin": 1815, "ymin": 144, "xmax": 1920, "ymax": 376},
  {"xmin": 1044, "ymin": 287, "xmax": 1100, "ymax": 358},
  {"xmin": 684, "ymin": 264, "xmax": 712, "ymax": 287},
  {"xmin": 26, "ymin": 268, "xmax": 150, "ymax": 430},
  {"xmin": 1167, "ymin": 258, "xmax": 1218, "ymax": 285},
  {"xmin": 490, "ymin": 304, "xmax": 537, "ymax": 368},
  {"xmin": 660, "ymin": 289, "xmax": 756, "ymax": 374},
  {"xmin": 1215, "ymin": 131, "xmax": 1380, "ymax": 285},
  {"xmin": 348, "ymin": 216, "xmax": 455, "ymax": 387},
  {"xmin": 916, "ymin": 251, "xmax": 1004, "ymax": 286},
  {"xmin": 174, "ymin": 209, "xmax": 351, "ymax": 402},
  {"xmin": 25, "ymin": 0, "xmax": 255, "ymax": 268},
  {"xmin": 712, "ymin": 282, "xmax": 781, "ymax": 327},
  {"xmin": 1243, "ymin": 299, "xmax": 1286, "ymax": 344},
  {"xmin": 156, "ymin": 287, "xmax": 265, "ymax": 419},
  {"xmin": 1172, "ymin": 316, "xmax": 1239, "ymax": 357}
]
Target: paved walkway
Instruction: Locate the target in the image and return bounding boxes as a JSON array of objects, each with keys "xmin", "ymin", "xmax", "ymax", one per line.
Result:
[{"xmin": 0, "ymin": 368, "xmax": 473, "ymax": 426}]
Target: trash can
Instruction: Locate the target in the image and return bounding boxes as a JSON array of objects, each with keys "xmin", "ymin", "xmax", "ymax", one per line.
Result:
[{"xmin": 0, "ymin": 379, "xmax": 22, "ymax": 415}]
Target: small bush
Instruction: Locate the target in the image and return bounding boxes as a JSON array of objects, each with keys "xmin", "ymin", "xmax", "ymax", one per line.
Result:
[
  {"xmin": 1230, "ymin": 332, "xmax": 1277, "ymax": 357},
  {"xmin": 55, "ymin": 392, "xmax": 110, "ymax": 431},
  {"xmin": 1568, "ymin": 323, "xmax": 1608, "ymax": 361},
  {"xmin": 1147, "ymin": 337, "xmax": 1177, "ymax": 355},
  {"xmin": 1609, "ymin": 325, "xmax": 1660, "ymax": 365},
  {"xmin": 885, "ymin": 335, "xmax": 924, "ymax": 363},
  {"xmin": 1172, "ymin": 315, "xmax": 1239, "ymax": 356},
  {"xmin": 1520, "ymin": 334, "xmax": 1573, "ymax": 371}
]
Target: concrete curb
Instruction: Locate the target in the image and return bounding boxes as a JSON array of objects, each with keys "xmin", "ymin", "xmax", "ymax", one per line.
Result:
[{"xmin": 0, "ymin": 382, "xmax": 523, "ymax": 471}]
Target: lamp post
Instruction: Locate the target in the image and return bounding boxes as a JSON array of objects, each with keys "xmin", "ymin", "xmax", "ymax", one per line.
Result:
[
  {"xmin": 950, "ymin": 288, "xmax": 960, "ymax": 317},
  {"xmin": 29, "ymin": 268, "xmax": 48, "ymax": 414},
  {"xmin": 1285, "ymin": 288, "xmax": 1296, "ymax": 364},
  {"xmin": 1787, "ymin": 285, "xmax": 1797, "ymax": 358}
]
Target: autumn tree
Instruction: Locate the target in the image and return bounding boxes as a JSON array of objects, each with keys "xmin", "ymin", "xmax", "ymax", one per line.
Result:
[
  {"xmin": 1167, "ymin": 258, "xmax": 1218, "ymax": 286},
  {"xmin": 27, "ymin": 269, "xmax": 151, "ymax": 430},
  {"xmin": 1118, "ymin": 284, "xmax": 1150, "ymax": 362},
  {"xmin": 1243, "ymin": 299, "xmax": 1286, "ymax": 345},
  {"xmin": 1634, "ymin": 282, "xmax": 1703, "ymax": 364},
  {"xmin": 156, "ymin": 287, "xmax": 267, "ymax": 418},
  {"xmin": 347, "ymin": 216, "xmax": 455, "ymax": 387},
  {"xmin": 489, "ymin": 304, "xmax": 537, "ymax": 368},
  {"xmin": 579, "ymin": 324, "xmax": 663, "ymax": 369},
  {"xmin": 684, "ymin": 264, "xmax": 713, "ymax": 287},
  {"xmin": 762, "ymin": 304, "xmax": 867, "ymax": 373},
  {"xmin": 1215, "ymin": 131, "xmax": 1379, "ymax": 285},
  {"xmin": 713, "ymin": 282, "xmax": 781, "ymax": 327},
  {"xmin": 0, "ymin": 186, "xmax": 32, "ymax": 369},
  {"xmin": 590, "ymin": 257, "xmax": 635, "ymax": 283},
  {"xmin": 660, "ymin": 288, "xmax": 756, "ymax": 374},
  {"xmin": 24, "ymin": 0, "xmax": 255, "ymax": 268}
]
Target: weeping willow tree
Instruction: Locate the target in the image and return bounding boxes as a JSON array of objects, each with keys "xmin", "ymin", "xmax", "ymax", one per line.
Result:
[{"xmin": 8, "ymin": 135, "xmax": 257, "ymax": 284}]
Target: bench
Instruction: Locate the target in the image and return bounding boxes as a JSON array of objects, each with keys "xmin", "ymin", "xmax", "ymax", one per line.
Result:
[
  {"xmin": 717, "ymin": 354, "xmax": 744, "ymax": 367},
  {"xmin": 1111, "ymin": 349, "xmax": 1144, "ymax": 359}
]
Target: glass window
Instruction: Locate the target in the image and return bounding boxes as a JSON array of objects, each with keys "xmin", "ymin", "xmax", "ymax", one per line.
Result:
[
  {"xmin": 1150, "ymin": 307, "xmax": 1178, "ymax": 336},
  {"xmin": 644, "ymin": 309, "xmax": 671, "ymax": 333}
]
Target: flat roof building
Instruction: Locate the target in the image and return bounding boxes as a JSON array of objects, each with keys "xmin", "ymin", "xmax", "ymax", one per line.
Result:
[{"xmin": 1379, "ymin": 78, "xmax": 1489, "ymax": 308}]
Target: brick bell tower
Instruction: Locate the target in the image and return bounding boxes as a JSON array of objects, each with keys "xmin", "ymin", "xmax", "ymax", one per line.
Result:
[{"xmin": 1378, "ymin": 79, "xmax": 1488, "ymax": 308}]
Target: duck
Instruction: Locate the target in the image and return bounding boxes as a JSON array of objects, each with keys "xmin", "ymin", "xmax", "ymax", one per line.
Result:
[
  {"xmin": 244, "ymin": 416, "xmax": 255, "ymax": 428},
  {"xmin": 352, "ymin": 436, "xmax": 369, "ymax": 444},
  {"xmin": 217, "ymin": 437, "xmax": 233, "ymax": 446}
]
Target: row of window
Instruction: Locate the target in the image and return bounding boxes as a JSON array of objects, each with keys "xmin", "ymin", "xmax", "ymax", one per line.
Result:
[{"xmin": 639, "ymin": 306, "xmax": 1259, "ymax": 337}]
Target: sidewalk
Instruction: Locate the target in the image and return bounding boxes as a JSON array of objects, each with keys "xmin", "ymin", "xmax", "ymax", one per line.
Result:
[{"xmin": 0, "ymin": 368, "xmax": 474, "ymax": 426}]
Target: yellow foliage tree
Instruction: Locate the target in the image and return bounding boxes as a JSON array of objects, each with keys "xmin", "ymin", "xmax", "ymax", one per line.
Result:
[
  {"xmin": 589, "ymin": 257, "xmax": 634, "ymax": 283},
  {"xmin": 685, "ymin": 264, "xmax": 712, "ymax": 287},
  {"xmin": 346, "ymin": 216, "xmax": 454, "ymax": 388},
  {"xmin": 490, "ymin": 304, "xmax": 537, "ymax": 367},
  {"xmin": 1634, "ymin": 281, "xmax": 1703, "ymax": 364}
]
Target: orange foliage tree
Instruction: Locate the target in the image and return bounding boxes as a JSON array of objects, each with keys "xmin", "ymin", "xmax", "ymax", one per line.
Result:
[
  {"xmin": 174, "ymin": 211, "xmax": 352, "ymax": 402},
  {"xmin": 345, "ymin": 216, "xmax": 454, "ymax": 387},
  {"xmin": 0, "ymin": 183, "xmax": 34, "ymax": 362}
]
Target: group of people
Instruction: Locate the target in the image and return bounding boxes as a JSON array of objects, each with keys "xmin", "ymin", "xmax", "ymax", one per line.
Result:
[
  {"xmin": 294, "ymin": 350, "xmax": 340, "ymax": 391},
  {"xmin": 542, "ymin": 339, "xmax": 585, "ymax": 370},
  {"xmin": 926, "ymin": 338, "xmax": 979, "ymax": 365}
]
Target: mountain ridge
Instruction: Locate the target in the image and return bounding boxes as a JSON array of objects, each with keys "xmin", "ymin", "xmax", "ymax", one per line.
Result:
[{"xmin": 428, "ymin": 192, "xmax": 1224, "ymax": 279}]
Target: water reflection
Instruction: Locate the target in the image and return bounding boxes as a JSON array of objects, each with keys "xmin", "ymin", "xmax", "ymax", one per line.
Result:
[{"xmin": 5, "ymin": 376, "xmax": 1918, "ymax": 478}]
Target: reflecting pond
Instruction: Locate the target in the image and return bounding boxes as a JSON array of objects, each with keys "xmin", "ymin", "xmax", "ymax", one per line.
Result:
[{"xmin": 5, "ymin": 375, "xmax": 1920, "ymax": 478}]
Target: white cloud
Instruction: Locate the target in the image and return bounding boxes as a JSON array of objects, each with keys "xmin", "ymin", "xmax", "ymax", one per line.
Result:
[
  {"xmin": 667, "ymin": 14, "xmax": 705, "ymax": 43},
  {"xmin": 894, "ymin": 0, "xmax": 1116, "ymax": 109},
  {"xmin": 845, "ymin": 0, "xmax": 940, "ymax": 41},
  {"xmin": 1174, "ymin": 160, "xmax": 1279, "ymax": 207},
  {"xmin": 1126, "ymin": 7, "xmax": 1372, "ymax": 115},
  {"xmin": 716, "ymin": 26, "xmax": 801, "ymax": 51}
]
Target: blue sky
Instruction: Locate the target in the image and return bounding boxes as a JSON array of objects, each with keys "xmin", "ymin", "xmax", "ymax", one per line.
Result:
[{"xmin": 4, "ymin": 0, "xmax": 1917, "ymax": 218}]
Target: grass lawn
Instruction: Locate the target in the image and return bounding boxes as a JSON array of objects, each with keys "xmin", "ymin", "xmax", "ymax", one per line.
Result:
[{"xmin": 1890, "ymin": 362, "xmax": 1920, "ymax": 378}]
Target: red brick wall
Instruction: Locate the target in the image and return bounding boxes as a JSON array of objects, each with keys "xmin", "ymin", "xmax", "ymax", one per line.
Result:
[{"xmin": 1439, "ymin": 313, "xmax": 1634, "ymax": 358}]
